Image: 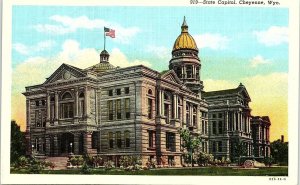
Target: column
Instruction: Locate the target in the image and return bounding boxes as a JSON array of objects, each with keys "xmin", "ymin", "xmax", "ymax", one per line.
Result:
[
  {"xmin": 84, "ymin": 87, "xmax": 89, "ymax": 117},
  {"xmin": 84, "ymin": 132, "xmax": 92, "ymax": 154},
  {"xmin": 196, "ymin": 105, "xmax": 199, "ymax": 128},
  {"xmin": 233, "ymin": 111, "xmax": 236, "ymax": 131},
  {"xmin": 75, "ymin": 88, "xmax": 79, "ymax": 118},
  {"xmin": 183, "ymin": 97, "xmax": 186, "ymax": 126},
  {"xmin": 158, "ymin": 89, "xmax": 162, "ymax": 116},
  {"xmin": 161, "ymin": 90, "xmax": 164, "ymax": 116},
  {"xmin": 54, "ymin": 92, "xmax": 59, "ymax": 122},
  {"xmin": 46, "ymin": 93, "xmax": 50, "ymax": 121},
  {"xmin": 190, "ymin": 104, "xmax": 193, "ymax": 126},
  {"xmin": 73, "ymin": 133, "xmax": 79, "ymax": 155},
  {"xmin": 225, "ymin": 111, "xmax": 229, "ymax": 132},
  {"xmin": 172, "ymin": 94, "xmax": 176, "ymax": 119}
]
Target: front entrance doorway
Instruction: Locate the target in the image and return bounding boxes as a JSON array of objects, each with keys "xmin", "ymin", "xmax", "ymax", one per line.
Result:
[{"xmin": 60, "ymin": 133, "xmax": 74, "ymax": 155}]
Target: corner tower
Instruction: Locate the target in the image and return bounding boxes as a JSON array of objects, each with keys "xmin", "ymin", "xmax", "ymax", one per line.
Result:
[{"xmin": 169, "ymin": 16, "xmax": 203, "ymax": 94}]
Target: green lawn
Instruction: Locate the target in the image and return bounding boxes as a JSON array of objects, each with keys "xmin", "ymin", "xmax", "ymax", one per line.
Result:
[{"xmin": 11, "ymin": 167, "xmax": 288, "ymax": 176}]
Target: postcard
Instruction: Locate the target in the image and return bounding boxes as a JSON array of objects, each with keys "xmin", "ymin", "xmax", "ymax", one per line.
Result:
[{"xmin": 1, "ymin": 0, "xmax": 299, "ymax": 184}]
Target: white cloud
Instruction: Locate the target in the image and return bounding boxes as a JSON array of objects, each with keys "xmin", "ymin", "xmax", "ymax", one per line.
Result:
[
  {"xmin": 253, "ymin": 26, "xmax": 288, "ymax": 46},
  {"xmin": 203, "ymin": 79, "xmax": 237, "ymax": 91},
  {"xmin": 12, "ymin": 40, "xmax": 56, "ymax": 55},
  {"xmin": 145, "ymin": 45, "xmax": 170, "ymax": 60},
  {"xmin": 194, "ymin": 33, "xmax": 229, "ymax": 50},
  {"xmin": 33, "ymin": 15, "xmax": 140, "ymax": 44},
  {"xmin": 110, "ymin": 48, "xmax": 151, "ymax": 68},
  {"xmin": 249, "ymin": 55, "xmax": 272, "ymax": 68},
  {"xmin": 12, "ymin": 39, "xmax": 151, "ymax": 131}
]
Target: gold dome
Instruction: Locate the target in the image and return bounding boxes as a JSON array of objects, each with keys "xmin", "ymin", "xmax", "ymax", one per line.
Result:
[{"xmin": 173, "ymin": 17, "xmax": 198, "ymax": 51}]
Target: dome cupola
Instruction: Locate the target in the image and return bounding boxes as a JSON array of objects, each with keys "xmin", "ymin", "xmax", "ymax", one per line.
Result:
[{"xmin": 172, "ymin": 16, "xmax": 198, "ymax": 52}]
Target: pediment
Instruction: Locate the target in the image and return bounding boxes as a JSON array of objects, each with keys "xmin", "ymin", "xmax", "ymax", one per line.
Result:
[
  {"xmin": 44, "ymin": 63, "xmax": 86, "ymax": 84},
  {"xmin": 237, "ymin": 86, "xmax": 251, "ymax": 101},
  {"xmin": 160, "ymin": 70, "xmax": 182, "ymax": 85}
]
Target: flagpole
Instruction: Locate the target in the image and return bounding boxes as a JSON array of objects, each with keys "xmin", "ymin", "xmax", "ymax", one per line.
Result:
[{"xmin": 104, "ymin": 27, "xmax": 106, "ymax": 50}]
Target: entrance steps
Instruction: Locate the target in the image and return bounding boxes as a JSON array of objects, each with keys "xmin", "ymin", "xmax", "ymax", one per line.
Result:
[{"xmin": 45, "ymin": 157, "xmax": 69, "ymax": 170}]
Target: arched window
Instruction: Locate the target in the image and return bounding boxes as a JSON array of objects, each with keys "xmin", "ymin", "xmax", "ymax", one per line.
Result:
[
  {"xmin": 62, "ymin": 92, "xmax": 72, "ymax": 99},
  {"xmin": 124, "ymin": 131, "xmax": 130, "ymax": 147},
  {"xmin": 148, "ymin": 89, "xmax": 153, "ymax": 95},
  {"xmin": 79, "ymin": 92, "xmax": 84, "ymax": 98}
]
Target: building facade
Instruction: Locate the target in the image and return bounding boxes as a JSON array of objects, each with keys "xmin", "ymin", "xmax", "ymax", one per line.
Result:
[
  {"xmin": 251, "ymin": 116, "xmax": 271, "ymax": 158},
  {"xmin": 23, "ymin": 17, "xmax": 270, "ymax": 166}
]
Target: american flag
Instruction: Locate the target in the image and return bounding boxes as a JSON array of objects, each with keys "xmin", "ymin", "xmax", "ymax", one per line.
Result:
[{"xmin": 104, "ymin": 27, "xmax": 115, "ymax": 38}]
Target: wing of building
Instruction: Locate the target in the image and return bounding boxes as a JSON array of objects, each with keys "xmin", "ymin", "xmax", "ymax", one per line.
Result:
[{"xmin": 23, "ymin": 17, "xmax": 271, "ymax": 167}]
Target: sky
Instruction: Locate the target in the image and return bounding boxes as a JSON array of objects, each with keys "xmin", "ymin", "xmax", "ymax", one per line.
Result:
[{"xmin": 11, "ymin": 6, "xmax": 288, "ymax": 141}]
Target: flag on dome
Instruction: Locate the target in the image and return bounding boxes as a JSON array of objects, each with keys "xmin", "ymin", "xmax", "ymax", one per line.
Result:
[{"xmin": 104, "ymin": 27, "xmax": 115, "ymax": 38}]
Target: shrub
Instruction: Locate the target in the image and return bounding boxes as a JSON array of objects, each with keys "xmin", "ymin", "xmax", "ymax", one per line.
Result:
[
  {"xmin": 104, "ymin": 160, "xmax": 115, "ymax": 170},
  {"xmin": 92, "ymin": 155, "xmax": 103, "ymax": 167},
  {"xmin": 196, "ymin": 152, "xmax": 214, "ymax": 166},
  {"xmin": 13, "ymin": 156, "xmax": 29, "ymax": 169},
  {"xmin": 264, "ymin": 157, "xmax": 274, "ymax": 167},
  {"xmin": 81, "ymin": 162, "xmax": 91, "ymax": 174},
  {"xmin": 119, "ymin": 155, "xmax": 142, "ymax": 170}
]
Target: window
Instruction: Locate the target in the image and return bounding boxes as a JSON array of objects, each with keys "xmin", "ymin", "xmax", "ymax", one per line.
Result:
[
  {"xmin": 125, "ymin": 98, "xmax": 130, "ymax": 119},
  {"xmin": 218, "ymin": 113, "xmax": 223, "ymax": 118},
  {"xmin": 62, "ymin": 92, "xmax": 72, "ymax": 99},
  {"xmin": 42, "ymin": 100, "xmax": 46, "ymax": 106},
  {"xmin": 124, "ymin": 131, "xmax": 130, "ymax": 147},
  {"xmin": 50, "ymin": 104, "xmax": 54, "ymax": 121},
  {"xmin": 116, "ymin": 89, "xmax": 121, "ymax": 95},
  {"xmin": 79, "ymin": 100, "xmax": 84, "ymax": 117},
  {"xmin": 148, "ymin": 98, "xmax": 153, "ymax": 119},
  {"xmin": 108, "ymin": 90, "xmax": 113, "ymax": 96},
  {"xmin": 205, "ymin": 121, "xmax": 207, "ymax": 134},
  {"xmin": 116, "ymin": 99, "xmax": 121, "ymax": 119},
  {"xmin": 50, "ymin": 96, "xmax": 55, "ymax": 102},
  {"xmin": 35, "ymin": 101, "xmax": 39, "ymax": 106},
  {"xmin": 218, "ymin": 121, "xmax": 223, "ymax": 134},
  {"xmin": 202, "ymin": 120, "xmax": 205, "ymax": 134},
  {"xmin": 92, "ymin": 132, "xmax": 98, "ymax": 149},
  {"xmin": 202, "ymin": 142, "xmax": 205, "ymax": 152},
  {"xmin": 125, "ymin": 87, "xmax": 129, "ymax": 94},
  {"xmin": 108, "ymin": 100, "xmax": 114, "ymax": 120},
  {"xmin": 212, "ymin": 141, "xmax": 216, "ymax": 152},
  {"xmin": 186, "ymin": 65, "xmax": 192, "ymax": 78},
  {"xmin": 193, "ymin": 115, "xmax": 196, "ymax": 126},
  {"xmin": 61, "ymin": 103, "xmax": 74, "ymax": 119},
  {"xmin": 148, "ymin": 89, "xmax": 153, "ymax": 95},
  {"xmin": 213, "ymin": 114, "xmax": 216, "ymax": 118},
  {"xmin": 212, "ymin": 121, "xmax": 217, "ymax": 135},
  {"xmin": 35, "ymin": 110, "xmax": 40, "ymax": 127},
  {"xmin": 116, "ymin": 131, "xmax": 122, "ymax": 148},
  {"xmin": 218, "ymin": 141, "xmax": 222, "ymax": 152},
  {"xmin": 108, "ymin": 132, "xmax": 114, "ymax": 149},
  {"xmin": 178, "ymin": 107, "xmax": 181, "ymax": 120},
  {"xmin": 166, "ymin": 132, "xmax": 175, "ymax": 151},
  {"xmin": 148, "ymin": 130, "xmax": 155, "ymax": 148}
]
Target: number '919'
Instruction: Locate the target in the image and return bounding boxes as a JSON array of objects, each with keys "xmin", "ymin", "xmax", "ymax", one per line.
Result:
[{"xmin": 190, "ymin": 0, "xmax": 198, "ymax": 4}]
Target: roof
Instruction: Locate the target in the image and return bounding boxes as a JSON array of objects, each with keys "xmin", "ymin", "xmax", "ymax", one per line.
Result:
[
  {"xmin": 173, "ymin": 17, "xmax": 198, "ymax": 51},
  {"xmin": 202, "ymin": 83, "xmax": 251, "ymax": 101}
]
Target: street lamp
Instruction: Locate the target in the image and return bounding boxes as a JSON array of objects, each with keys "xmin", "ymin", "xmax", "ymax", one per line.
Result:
[
  {"xmin": 32, "ymin": 144, "xmax": 35, "ymax": 157},
  {"xmin": 69, "ymin": 142, "xmax": 73, "ymax": 155}
]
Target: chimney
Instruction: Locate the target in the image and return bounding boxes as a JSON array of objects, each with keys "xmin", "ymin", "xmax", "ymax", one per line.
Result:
[{"xmin": 281, "ymin": 135, "xmax": 284, "ymax": 142}]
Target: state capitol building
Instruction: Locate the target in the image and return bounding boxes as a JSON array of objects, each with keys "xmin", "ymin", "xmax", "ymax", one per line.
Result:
[{"xmin": 23, "ymin": 17, "xmax": 271, "ymax": 166}]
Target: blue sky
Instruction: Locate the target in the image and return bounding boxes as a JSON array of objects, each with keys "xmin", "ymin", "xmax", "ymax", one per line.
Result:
[
  {"xmin": 12, "ymin": 6, "xmax": 288, "ymax": 80},
  {"xmin": 12, "ymin": 6, "xmax": 289, "ymax": 140}
]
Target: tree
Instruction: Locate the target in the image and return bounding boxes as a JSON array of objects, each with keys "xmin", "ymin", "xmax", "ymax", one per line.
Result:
[
  {"xmin": 231, "ymin": 138, "xmax": 248, "ymax": 164},
  {"xmin": 270, "ymin": 139, "xmax": 288, "ymax": 165},
  {"xmin": 11, "ymin": 120, "xmax": 26, "ymax": 165},
  {"xmin": 178, "ymin": 128, "xmax": 201, "ymax": 167}
]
